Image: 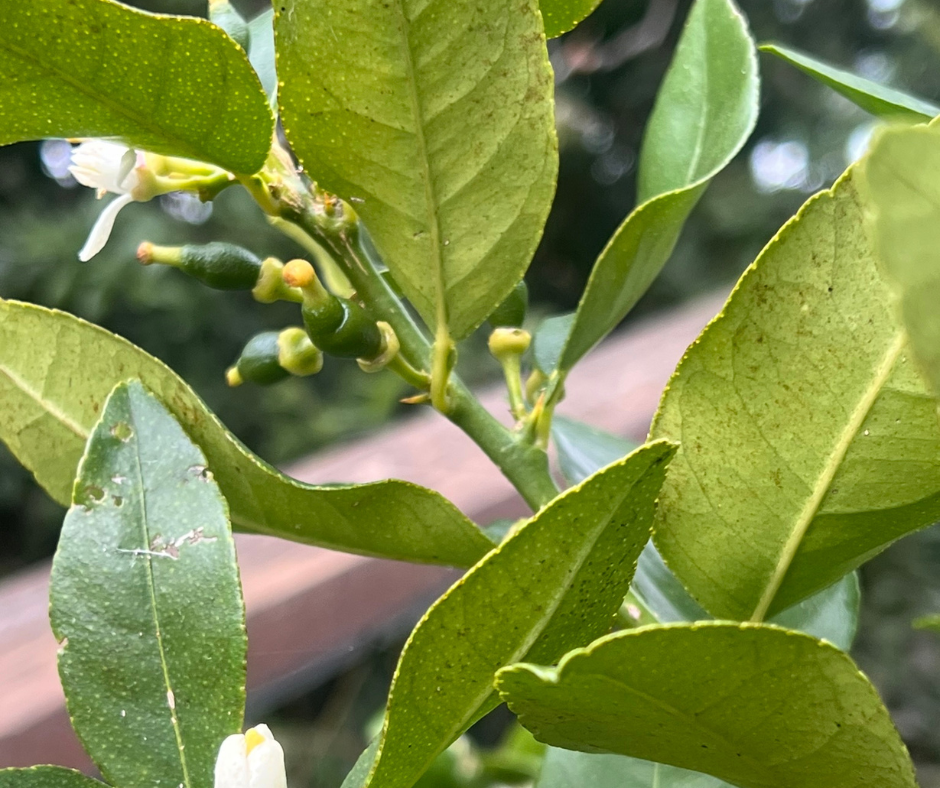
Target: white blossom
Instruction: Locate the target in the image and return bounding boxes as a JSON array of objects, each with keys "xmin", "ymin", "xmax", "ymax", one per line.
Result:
[
  {"xmin": 214, "ymin": 724, "xmax": 288, "ymax": 788},
  {"xmin": 68, "ymin": 140, "xmax": 227, "ymax": 262}
]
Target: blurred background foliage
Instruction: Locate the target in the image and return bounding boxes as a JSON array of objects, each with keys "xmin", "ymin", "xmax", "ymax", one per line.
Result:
[{"xmin": 4, "ymin": 0, "xmax": 940, "ymax": 783}]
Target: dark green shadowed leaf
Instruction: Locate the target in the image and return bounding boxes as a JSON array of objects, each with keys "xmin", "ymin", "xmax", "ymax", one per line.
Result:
[
  {"xmin": 865, "ymin": 122, "xmax": 940, "ymax": 399},
  {"xmin": 50, "ymin": 381, "xmax": 245, "ymax": 788},
  {"xmin": 533, "ymin": 315, "xmax": 575, "ymax": 375},
  {"xmin": 498, "ymin": 623, "xmax": 917, "ymax": 788},
  {"xmin": 0, "ymin": 768, "xmax": 105, "ymax": 788},
  {"xmin": 0, "ymin": 300, "xmax": 493, "ymax": 566},
  {"xmin": 537, "ymin": 749, "xmax": 728, "ymax": 788},
  {"xmin": 556, "ymin": 0, "xmax": 759, "ymax": 373},
  {"xmin": 762, "ymin": 43, "xmax": 939, "ymax": 123},
  {"xmin": 650, "ymin": 168, "xmax": 940, "ymax": 621},
  {"xmin": 551, "ymin": 416, "xmax": 637, "ymax": 486},
  {"xmin": 0, "ymin": 0, "xmax": 273, "ymax": 174},
  {"xmin": 248, "ymin": 10, "xmax": 278, "ymax": 108},
  {"xmin": 353, "ymin": 441, "xmax": 677, "ymax": 788},
  {"xmin": 276, "ymin": 0, "xmax": 558, "ymax": 340},
  {"xmin": 540, "ymin": 0, "xmax": 604, "ymax": 38}
]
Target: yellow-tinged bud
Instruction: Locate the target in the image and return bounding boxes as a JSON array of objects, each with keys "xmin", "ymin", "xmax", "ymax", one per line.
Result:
[
  {"xmin": 282, "ymin": 259, "xmax": 316, "ymax": 289},
  {"xmin": 488, "ymin": 327, "xmax": 532, "ymax": 360}
]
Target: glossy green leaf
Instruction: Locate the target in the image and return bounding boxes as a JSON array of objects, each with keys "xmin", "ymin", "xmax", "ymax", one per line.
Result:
[
  {"xmin": 0, "ymin": 0, "xmax": 273, "ymax": 174},
  {"xmin": 650, "ymin": 169, "xmax": 940, "ymax": 620},
  {"xmin": 50, "ymin": 381, "xmax": 245, "ymax": 788},
  {"xmin": 0, "ymin": 299, "xmax": 493, "ymax": 566},
  {"xmin": 865, "ymin": 123, "xmax": 940, "ymax": 399},
  {"xmin": 761, "ymin": 43, "xmax": 939, "ymax": 123},
  {"xmin": 551, "ymin": 416, "xmax": 636, "ymax": 486},
  {"xmin": 276, "ymin": 0, "xmax": 558, "ymax": 340},
  {"xmin": 499, "ymin": 623, "xmax": 917, "ymax": 788},
  {"xmin": 537, "ymin": 749, "xmax": 727, "ymax": 788},
  {"xmin": 209, "ymin": 0, "xmax": 250, "ymax": 50},
  {"xmin": 354, "ymin": 441, "xmax": 677, "ymax": 788},
  {"xmin": 540, "ymin": 0, "xmax": 604, "ymax": 38},
  {"xmin": 0, "ymin": 768, "xmax": 105, "ymax": 788},
  {"xmin": 556, "ymin": 0, "xmax": 759, "ymax": 372},
  {"xmin": 248, "ymin": 10, "xmax": 278, "ymax": 108}
]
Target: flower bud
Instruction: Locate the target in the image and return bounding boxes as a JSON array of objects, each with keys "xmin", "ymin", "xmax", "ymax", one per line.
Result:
[
  {"xmin": 285, "ymin": 260, "xmax": 385, "ymax": 361},
  {"xmin": 488, "ymin": 327, "xmax": 532, "ymax": 360},
  {"xmin": 138, "ymin": 242, "xmax": 262, "ymax": 291},
  {"xmin": 226, "ymin": 329, "xmax": 323, "ymax": 387},
  {"xmin": 214, "ymin": 724, "xmax": 287, "ymax": 788}
]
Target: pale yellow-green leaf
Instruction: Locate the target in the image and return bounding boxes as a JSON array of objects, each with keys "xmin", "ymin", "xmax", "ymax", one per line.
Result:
[{"xmin": 276, "ymin": 0, "xmax": 558, "ymax": 339}]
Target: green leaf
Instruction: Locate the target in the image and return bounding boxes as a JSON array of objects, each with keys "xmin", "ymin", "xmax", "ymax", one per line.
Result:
[
  {"xmin": 248, "ymin": 10, "xmax": 278, "ymax": 108},
  {"xmin": 761, "ymin": 43, "xmax": 939, "ymax": 123},
  {"xmin": 209, "ymin": 0, "xmax": 250, "ymax": 51},
  {"xmin": 533, "ymin": 315, "xmax": 575, "ymax": 375},
  {"xmin": 864, "ymin": 123, "xmax": 940, "ymax": 399},
  {"xmin": 650, "ymin": 168, "xmax": 940, "ymax": 621},
  {"xmin": 552, "ymin": 417, "xmax": 861, "ymax": 649},
  {"xmin": 551, "ymin": 416, "xmax": 636, "ymax": 486},
  {"xmin": 0, "ymin": 0, "xmax": 273, "ymax": 174},
  {"xmin": 276, "ymin": 0, "xmax": 558, "ymax": 340},
  {"xmin": 537, "ymin": 750, "xmax": 727, "ymax": 788},
  {"xmin": 498, "ymin": 623, "xmax": 917, "ymax": 788},
  {"xmin": 540, "ymin": 0, "xmax": 604, "ymax": 38},
  {"xmin": 354, "ymin": 441, "xmax": 677, "ymax": 788},
  {"xmin": 0, "ymin": 299, "xmax": 493, "ymax": 567},
  {"xmin": 50, "ymin": 381, "xmax": 245, "ymax": 788},
  {"xmin": 0, "ymin": 768, "xmax": 105, "ymax": 788},
  {"xmin": 556, "ymin": 0, "xmax": 759, "ymax": 372}
]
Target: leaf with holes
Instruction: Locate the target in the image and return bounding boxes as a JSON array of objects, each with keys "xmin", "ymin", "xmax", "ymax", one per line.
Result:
[
  {"xmin": 276, "ymin": 0, "xmax": 558, "ymax": 340},
  {"xmin": 555, "ymin": 0, "xmax": 759, "ymax": 372},
  {"xmin": 350, "ymin": 441, "xmax": 676, "ymax": 788},
  {"xmin": 0, "ymin": 299, "xmax": 493, "ymax": 567},
  {"xmin": 864, "ymin": 122, "xmax": 940, "ymax": 400},
  {"xmin": 498, "ymin": 623, "xmax": 916, "ymax": 788},
  {"xmin": 762, "ymin": 44, "xmax": 938, "ymax": 123},
  {"xmin": 0, "ymin": 0, "xmax": 273, "ymax": 174},
  {"xmin": 650, "ymin": 166, "xmax": 940, "ymax": 621},
  {"xmin": 50, "ymin": 381, "xmax": 245, "ymax": 788}
]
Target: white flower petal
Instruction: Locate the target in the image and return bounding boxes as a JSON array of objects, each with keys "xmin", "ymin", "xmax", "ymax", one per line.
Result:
[
  {"xmin": 215, "ymin": 734, "xmax": 250, "ymax": 788},
  {"xmin": 78, "ymin": 193, "xmax": 133, "ymax": 262},
  {"xmin": 69, "ymin": 140, "xmax": 135, "ymax": 194},
  {"xmin": 247, "ymin": 731, "xmax": 287, "ymax": 788}
]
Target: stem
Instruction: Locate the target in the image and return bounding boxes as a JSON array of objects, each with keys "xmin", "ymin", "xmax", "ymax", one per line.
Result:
[
  {"xmin": 447, "ymin": 384, "xmax": 559, "ymax": 511},
  {"xmin": 251, "ymin": 163, "xmax": 559, "ymax": 511}
]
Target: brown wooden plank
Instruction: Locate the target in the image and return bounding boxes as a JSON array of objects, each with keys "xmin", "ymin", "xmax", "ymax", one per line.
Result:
[{"xmin": 0, "ymin": 292, "xmax": 725, "ymax": 769}]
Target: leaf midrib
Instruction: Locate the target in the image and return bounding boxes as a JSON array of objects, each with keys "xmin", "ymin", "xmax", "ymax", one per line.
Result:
[
  {"xmin": 750, "ymin": 330, "xmax": 906, "ymax": 620},
  {"xmin": 374, "ymin": 457, "xmax": 657, "ymax": 788},
  {"xmin": 0, "ymin": 16, "xmax": 212, "ymax": 166},
  {"xmin": 129, "ymin": 404, "xmax": 192, "ymax": 788},
  {"xmin": 390, "ymin": 0, "xmax": 448, "ymax": 331},
  {"xmin": 0, "ymin": 362, "xmax": 89, "ymax": 440},
  {"xmin": 584, "ymin": 671, "xmax": 778, "ymax": 787}
]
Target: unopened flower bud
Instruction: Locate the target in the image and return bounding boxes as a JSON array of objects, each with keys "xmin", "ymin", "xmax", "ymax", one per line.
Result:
[
  {"xmin": 138, "ymin": 242, "xmax": 262, "ymax": 291},
  {"xmin": 214, "ymin": 724, "xmax": 287, "ymax": 788},
  {"xmin": 488, "ymin": 327, "xmax": 532, "ymax": 360}
]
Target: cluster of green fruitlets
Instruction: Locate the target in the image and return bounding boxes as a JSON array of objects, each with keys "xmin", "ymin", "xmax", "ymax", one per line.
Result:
[{"xmin": 3, "ymin": 1, "xmax": 940, "ymax": 788}]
